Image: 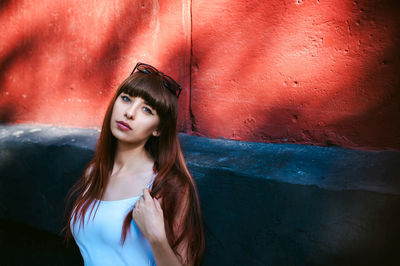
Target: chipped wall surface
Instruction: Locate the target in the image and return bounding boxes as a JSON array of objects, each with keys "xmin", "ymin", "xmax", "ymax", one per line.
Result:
[{"xmin": 1, "ymin": 0, "xmax": 400, "ymax": 150}]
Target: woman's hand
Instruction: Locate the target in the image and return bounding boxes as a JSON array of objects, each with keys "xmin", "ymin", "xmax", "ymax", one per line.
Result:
[{"xmin": 132, "ymin": 188, "xmax": 167, "ymax": 244}]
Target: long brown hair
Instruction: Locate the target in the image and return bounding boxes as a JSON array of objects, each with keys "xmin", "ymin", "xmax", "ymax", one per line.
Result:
[{"xmin": 62, "ymin": 71, "xmax": 205, "ymax": 265}]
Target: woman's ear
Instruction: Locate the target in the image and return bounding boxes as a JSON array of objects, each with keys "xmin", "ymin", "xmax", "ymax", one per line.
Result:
[{"xmin": 152, "ymin": 130, "xmax": 160, "ymax": 137}]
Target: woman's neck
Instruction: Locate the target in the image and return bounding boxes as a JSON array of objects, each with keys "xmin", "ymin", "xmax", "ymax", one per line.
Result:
[{"xmin": 113, "ymin": 141, "xmax": 154, "ymax": 174}]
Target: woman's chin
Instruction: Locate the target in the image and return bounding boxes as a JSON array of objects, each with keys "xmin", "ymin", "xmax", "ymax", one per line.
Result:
[
  {"xmin": 111, "ymin": 127, "xmax": 128, "ymax": 141},
  {"xmin": 111, "ymin": 132, "xmax": 144, "ymax": 146}
]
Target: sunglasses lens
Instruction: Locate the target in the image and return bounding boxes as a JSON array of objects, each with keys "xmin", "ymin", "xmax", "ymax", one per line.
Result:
[
  {"xmin": 137, "ymin": 66, "xmax": 152, "ymax": 74},
  {"xmin": 162, "ymin": 80, "xmax": 171, "ymax": 89},
  {"xmin": 162, "ymin": 76, "xmax": 181, "ymax": 96}
]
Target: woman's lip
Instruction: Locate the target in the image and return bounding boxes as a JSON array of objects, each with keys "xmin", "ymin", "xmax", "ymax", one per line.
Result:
[{"xmin": 117, "ymin": 121, "xmax": 132, "ymax": 130}]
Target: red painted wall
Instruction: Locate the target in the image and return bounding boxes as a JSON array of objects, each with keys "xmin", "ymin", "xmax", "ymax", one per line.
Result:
[
  {"xmin": 0, "ymin": 0, "xmax": 191, "ymax": 131},
  {"xmin": 1, "ymin": 0, "xmax": 399, "ymax": 151},
  {"xmin": 191, "ymin": 0, "xmax": 400, "ymax": 150}
]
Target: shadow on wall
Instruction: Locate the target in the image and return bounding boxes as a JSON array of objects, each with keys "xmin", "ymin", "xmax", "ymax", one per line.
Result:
[
  {"xmin": 0, "ymin": 104, "xmax": 15, "ymax": 123},
  {"xmin": 0, "ymin": 0, "xmax": 11, "ymax": 13},
  {"xmin": 0, "ymin": 0, "xmax": 156, "ymax": 90},
  {"xmin": 189, "ymin": 0, "xmax": 400, "ymax": 150},
  {"xmin": 0, "ymin": 34, "xmax": 41, "ymax": 123},
  {"xmin": 0, "ymin": 0, "xmax": 170, "ymax": 126}
]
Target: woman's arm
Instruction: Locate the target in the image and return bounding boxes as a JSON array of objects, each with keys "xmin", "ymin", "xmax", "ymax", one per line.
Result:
[
  {"xmin": 149, "ymin": 234, "xmax": 183, "ymax": 266},
  {"xmin": 132, "ymin": 188, "xmax": 190, "ymax": 266}
]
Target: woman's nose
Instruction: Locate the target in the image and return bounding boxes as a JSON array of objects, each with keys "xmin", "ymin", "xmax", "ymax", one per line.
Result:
[{"xmin": 124, "ymin": 105, "xmax": 137, "ymax": 119}]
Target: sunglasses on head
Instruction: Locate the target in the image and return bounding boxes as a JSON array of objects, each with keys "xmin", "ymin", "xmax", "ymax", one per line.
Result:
[{"xmin": 130, "ymin": 62, "xmax": 182, "ymax": 98}]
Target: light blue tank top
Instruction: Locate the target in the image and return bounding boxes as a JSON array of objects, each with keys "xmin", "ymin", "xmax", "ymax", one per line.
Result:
[{"xmin": 71, "ymin": 175, "xmax": 156, "ymax": 266}]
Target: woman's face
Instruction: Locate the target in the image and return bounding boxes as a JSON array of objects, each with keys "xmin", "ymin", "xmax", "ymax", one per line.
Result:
[{"xmin": 110, "ymin": 93, "xmax": 160, "ymax": 145}]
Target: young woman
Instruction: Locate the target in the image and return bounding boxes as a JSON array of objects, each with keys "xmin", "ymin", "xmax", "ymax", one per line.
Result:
[{"xmin": 63, "ymin": 63, "xmax": 205, "ymax": 266}]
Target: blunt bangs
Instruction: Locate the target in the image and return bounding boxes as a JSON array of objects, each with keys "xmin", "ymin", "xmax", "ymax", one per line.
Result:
[{"xmin": 117, "ymin": 72, "xmax": 177, "ymax": 118}]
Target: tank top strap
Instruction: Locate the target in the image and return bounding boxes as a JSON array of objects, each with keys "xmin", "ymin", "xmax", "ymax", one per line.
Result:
[{"xmin": 146, "ymin": 172, "xmax": 157, "ymax": 189}]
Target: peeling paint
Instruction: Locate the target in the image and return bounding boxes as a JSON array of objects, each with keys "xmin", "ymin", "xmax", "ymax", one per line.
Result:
[
  {"xmin": 29, "ymin": 128, "xmax": 42, "ymax": 133},
  {"xmin": 12, "ymin": 131, "xmax": 24, "ymax": 137}
]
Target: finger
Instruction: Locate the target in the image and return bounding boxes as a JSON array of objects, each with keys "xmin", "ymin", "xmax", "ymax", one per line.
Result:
[
  {"xmin": 154, "ymin": 197, "xmax": 162, "ymax": 211},
  {"xmin": 137, "ymin": 196, "xmax": 143, "ymax": 206},
  {"xmin": 142, "ymin": 188, "xmax": 152, "ymax": 201}
]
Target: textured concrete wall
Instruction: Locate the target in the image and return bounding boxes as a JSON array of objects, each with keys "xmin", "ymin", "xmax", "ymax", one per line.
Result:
[
  {"xmin": 191, "ymin": 0, "xmax": 400, "ymax": 150},
  {"xmin": 1, "ymin": 0, "xmax": 400, "ymax": 150},
  {"xmin": 0, "ymin": 0, "xmax": 191, "ymax": 131}
]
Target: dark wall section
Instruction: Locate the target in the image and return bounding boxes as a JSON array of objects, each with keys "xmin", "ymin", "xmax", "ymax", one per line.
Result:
[
  {"xmin": 181, "ymin": 135, "xmax": 400, "ymax": 265},
  {"xmin": 1, "ymin": 124, "xmax": 399, "ymax": 265},
  {"xmin": 0, "ymin": 125, "xmax": 97, "ymax": 265},
  {"xmin": 197, "ymin": 169, "xmax": 400, "ymax": 265}
]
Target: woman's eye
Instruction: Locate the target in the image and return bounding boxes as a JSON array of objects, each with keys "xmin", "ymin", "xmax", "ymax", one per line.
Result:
[
  {"xmin": 143, "ymin": 106, "xmax": 153, "ymax": 115},
  {"xmin": 121, "ymin": 95, "xmax": 130, "ymax": 102}
]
